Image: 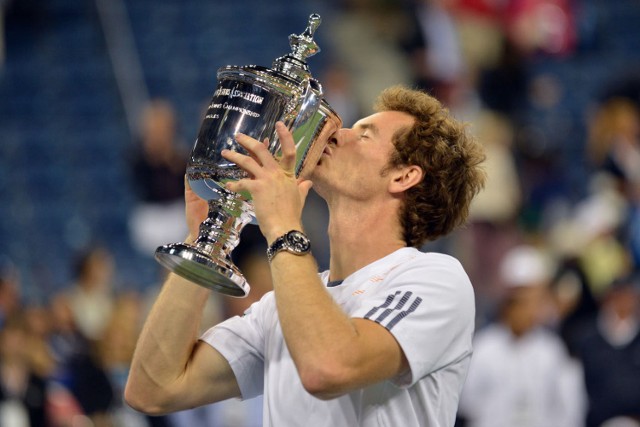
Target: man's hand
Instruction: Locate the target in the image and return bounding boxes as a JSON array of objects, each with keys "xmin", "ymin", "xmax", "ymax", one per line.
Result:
[{"xmin": 221, "ymin": 122, "xmax": 312, "ymax": 243}]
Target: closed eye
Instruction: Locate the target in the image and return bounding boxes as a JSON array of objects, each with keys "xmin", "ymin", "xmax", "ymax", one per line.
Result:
[{"xmin": 353, "ymin": 122, "xmax": 379, "ymax": 141}]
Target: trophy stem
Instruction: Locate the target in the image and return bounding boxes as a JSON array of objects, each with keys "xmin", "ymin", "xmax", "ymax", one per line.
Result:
[
  {"xmin": 155, "ymin": 192, "xmax": 253, "ymax": 297},
  {"xmin": 194, "ymin": 196, "xmax": 252, "ymax": 263}
]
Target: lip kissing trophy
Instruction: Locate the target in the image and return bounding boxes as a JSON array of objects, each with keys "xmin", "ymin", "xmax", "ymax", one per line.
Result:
[{"xmin": 154, "ymin": 14, "xmax": 342, "ymax": 297}]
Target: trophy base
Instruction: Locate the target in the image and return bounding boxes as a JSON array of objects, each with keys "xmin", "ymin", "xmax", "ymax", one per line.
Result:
[{"xmin": 155, "ymin": 243, "xmax": 250, "ymax": 297}]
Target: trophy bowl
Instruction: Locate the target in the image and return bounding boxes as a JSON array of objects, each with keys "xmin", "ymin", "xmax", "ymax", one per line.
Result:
[{"xmin": 155, "ymin": 14, "xmax": 342, "ymax": 297}]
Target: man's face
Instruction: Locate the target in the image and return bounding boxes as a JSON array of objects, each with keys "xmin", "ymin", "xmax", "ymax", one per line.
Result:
[
  {"xmin": 311, "ymin": 110, "xmax": 415, "ymax": 200},
  {"xmin": 503, "ymin": 285, "xmax": 548, "ymax": 336}
]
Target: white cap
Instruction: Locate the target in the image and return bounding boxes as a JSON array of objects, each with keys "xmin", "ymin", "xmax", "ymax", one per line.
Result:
[{"xmin": 500, "ymin": 245, "xmax": 554, "ymax": 288}]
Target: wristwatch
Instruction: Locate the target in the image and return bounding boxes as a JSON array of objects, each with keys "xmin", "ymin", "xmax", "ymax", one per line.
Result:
[{"xmin": 267, "ymin": 230, "xmax": 311, "ymax": 262}]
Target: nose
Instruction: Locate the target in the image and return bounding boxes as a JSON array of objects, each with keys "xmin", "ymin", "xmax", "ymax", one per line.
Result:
[{"xmin": 329, "ymin": 128, "xmax": 351, "ymax": 147}]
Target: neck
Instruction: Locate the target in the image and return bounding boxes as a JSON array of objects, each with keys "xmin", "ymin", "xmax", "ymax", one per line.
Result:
[{"xmin": 326, "ymin": 197, "xmax": 406, "ymax": 281}]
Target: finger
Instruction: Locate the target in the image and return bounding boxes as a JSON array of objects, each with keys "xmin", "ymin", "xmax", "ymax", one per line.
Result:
[
  {"xmin": 235, "ymin": 133, "xmax": 275, "ymax": 168},
  {"xmin": 250, "ymin": 137, "xmax": 270, "ymax": 166},
  {"xmin": 221, "ymin": 149, "xmax": 263, "ymax": 178},
  {"xmin": 224, "ymin": 179, "xmax": 249, "ymax": 194},
  {"xmin": 275, "ymin": 122, "xmax": 297, "ymax": 174},
  {"xmin": 184, "ymin": 175, "xmax": 202, "ymax": 201},
  {"xmin": 245, "ymin": 137, "xmax": 269, "ymax": 166}
]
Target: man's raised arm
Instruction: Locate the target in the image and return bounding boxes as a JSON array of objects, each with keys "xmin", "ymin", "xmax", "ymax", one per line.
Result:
[{"xmin": 125, "ymin": 183, "xmax": 241, "ymax": 414}]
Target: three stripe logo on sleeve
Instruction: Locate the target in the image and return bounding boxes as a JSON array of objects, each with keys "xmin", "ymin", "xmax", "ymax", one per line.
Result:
[{"xmin": 364, "ymin": 291, "xmax": 423, "ymax": 330}]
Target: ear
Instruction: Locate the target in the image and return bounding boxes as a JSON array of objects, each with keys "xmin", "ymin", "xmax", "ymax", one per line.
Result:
[{"xmin": 388, "ymin": 165, "xmax": 423, "ymax": 194}]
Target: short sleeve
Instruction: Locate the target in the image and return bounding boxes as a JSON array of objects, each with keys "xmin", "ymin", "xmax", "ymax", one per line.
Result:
[
  {"xmin": 200, "ymin": 299, "xmax": 268, "ymax": 400},
  {"xmin": 351, "ymin": 254, "xmax": 475, "ymax": 387}
]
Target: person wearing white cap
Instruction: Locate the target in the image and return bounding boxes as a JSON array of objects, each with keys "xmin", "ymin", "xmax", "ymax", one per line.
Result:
[{"xmin": 458, "ymin": 244, "xmax": 587, "ymax": 427}]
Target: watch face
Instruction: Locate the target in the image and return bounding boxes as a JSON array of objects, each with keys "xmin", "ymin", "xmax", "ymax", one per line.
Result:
[{"xmin": 286, "ymin": 230, "xmax": 311, "ymax": 253}]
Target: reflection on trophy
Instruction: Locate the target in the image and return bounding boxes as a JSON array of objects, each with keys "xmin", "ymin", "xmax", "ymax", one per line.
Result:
[{"xmin": 155, "ymin": 14, "xmax": 342, "ymax": 297}]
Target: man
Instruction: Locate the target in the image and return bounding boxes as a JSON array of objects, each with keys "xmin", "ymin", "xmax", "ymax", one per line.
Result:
[
  {"xmin": 125, "ymin": 86, "xmax": 486, "ymax": 426},
  {"xmin": 576, "ymin": 274, "xmax": 640, "ymax": 427},
  {"xmin": 458, "ymin": 245, "xmax": 586, "ymax": 427}
]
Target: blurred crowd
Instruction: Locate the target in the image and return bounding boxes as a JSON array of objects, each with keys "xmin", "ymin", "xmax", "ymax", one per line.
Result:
[
  {"xmin": 2, "ymin": 0, "xmax": 640, "ymax": 426},
  {"xmin": 0, "ymin": 238, "xmax": 270, "ymax": 427}
]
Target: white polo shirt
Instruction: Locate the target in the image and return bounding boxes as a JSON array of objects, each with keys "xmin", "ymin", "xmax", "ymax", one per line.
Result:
[{"xmin": 201, "ymin": 247, "xmax": 475, "ymax": 426}]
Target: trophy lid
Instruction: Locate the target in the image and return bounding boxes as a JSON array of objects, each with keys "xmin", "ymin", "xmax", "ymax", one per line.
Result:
[{"xmin": 272, "ymin": 14, "xmax": 322, "ymax": 81}]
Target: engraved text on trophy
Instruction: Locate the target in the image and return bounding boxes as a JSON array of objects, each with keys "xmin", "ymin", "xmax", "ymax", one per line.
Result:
[{"xmin": 187, "ymin": 79, "xmax": 292, "ymax": 202}]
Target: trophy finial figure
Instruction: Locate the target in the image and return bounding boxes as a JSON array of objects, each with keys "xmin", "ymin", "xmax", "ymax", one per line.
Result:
[{"xmin": 289, "ymin": 14, "xmax": 322, "ymax": 61}]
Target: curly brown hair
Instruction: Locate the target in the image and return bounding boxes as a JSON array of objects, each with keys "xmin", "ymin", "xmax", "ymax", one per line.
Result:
[{"xmin": 375, "ymin": 86, "xmax": 486, "ymax": 247}]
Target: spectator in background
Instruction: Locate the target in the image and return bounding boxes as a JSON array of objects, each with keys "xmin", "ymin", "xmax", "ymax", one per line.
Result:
[
  {"xmin": 575, "ymin": 274, "xmax": 640, "ymax": 427},
  {"xmin": 586, "ymin": 97, "xmax": 640, "ymax": 274},
  {"xmin": 96, "ymin": 292, "xmax": 153, "ymax": 427},
  {"xmin": 458, "ymin": 244, "xmax": 586, "ymax": 427},
  {"xmin": 544, "ymin": 154, "xmax": 636, "ymax": 359},
  {"xmin": 413, "ymin": 0, "xmax": 466, "ymax": 103},
  {"xmin": 49, "ymin": 246, "xmax": 120, "ymax": 425},
  {"xmin": 0, "ymin": 311, "xmax": 51, "ymax": 427},
  {"xmin": 325, "ymin": 0, "xmax": 417, "ymax": 115},
  {"xmin": 547, "ymin": 254, "xmax": 598, "ymax": 357},
  {"xmin": 48, "ymin": 293, "xmax": 114, "ymax": 427},
  {"xmin": 504, "ymin": 0, "xmax": 577, "ymax": 58},
  {"xmin": 46, "ymin": 294, "xmax": 89, "ymax": 426},
  {"xmin": 0, "ymin": 262, "xmax": 20, "ymax": 329},
  {"xmin": 129, "ymin": 98, "xmax": 188, "ymax": 255},
  {"xmin": 572, "ymin": 178, "xmax": 631, "ymax": 298},
  {"xmin": 65, "ymin": 246, "xmax": 116, "ymax": 342},
  {"xmin": 321, "ymin": 62, "xmax": 361, "ymax": 129},
  {"xmin": 587, "ymin": 98, "xmax": 640, "ymax": 198}
]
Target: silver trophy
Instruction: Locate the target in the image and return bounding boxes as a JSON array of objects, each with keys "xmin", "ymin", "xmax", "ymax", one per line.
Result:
[{"xmin": 155, "ymin": 14, "xmax": 342, "ymax": 297}]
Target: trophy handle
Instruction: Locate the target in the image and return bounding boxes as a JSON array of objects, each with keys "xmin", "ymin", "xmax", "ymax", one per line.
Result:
[{"xmin": 288, "ymin": 78, "xmax": 322, "ymax": 159}]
